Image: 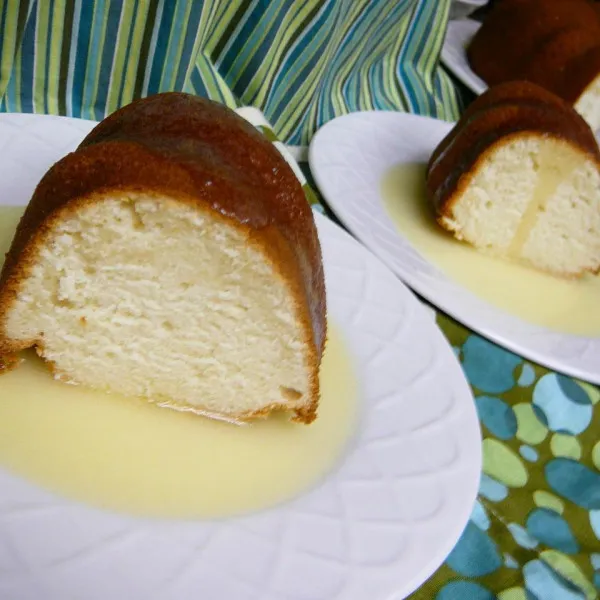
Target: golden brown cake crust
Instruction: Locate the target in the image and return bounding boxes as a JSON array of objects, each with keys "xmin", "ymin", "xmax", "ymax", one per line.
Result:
[
  {"xmin": 0, "ymin": 93, "xmax": 325, "ymax": 423},
  {"xmin": 426, "ymin": 81, "xmax": 600, "ymax": 219},
  {"xmin": 0, "ymin": 353, "xmax": 18, "ymax": 374},
  {"xmin": 427, "ymin": 81, "xmax": 591, "ymax": 183},
  {"xmin": 468, "ymin": 0, "xmax": 600, "ymax": 104}
]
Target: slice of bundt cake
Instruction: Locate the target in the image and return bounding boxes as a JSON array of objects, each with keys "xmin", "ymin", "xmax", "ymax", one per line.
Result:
[
  {"xmin": 427, "ymin": 81, "xmax": 600, "ymax": 278},
  {"xmin": 468, "ymin": 0, "xmax": 600, "ymax": 131},
  {"xmin": 0, "ymin": 93, "xmax": 326, "ymax": 424}
]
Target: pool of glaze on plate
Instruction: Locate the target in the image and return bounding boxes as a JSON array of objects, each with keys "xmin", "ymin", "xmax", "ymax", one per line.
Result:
[
  {"xmin": 381, "ymin": 163, "xmax": 600, "ymax": 336},
  {"xmin": 0, "ymin": 206, "xmax": 359, "ymax": 519}
]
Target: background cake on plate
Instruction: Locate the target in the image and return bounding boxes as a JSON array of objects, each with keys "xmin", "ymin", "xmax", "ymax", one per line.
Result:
[{"xmin": 468, "ymin": 0, "xmax": 600, "ymax": 131}]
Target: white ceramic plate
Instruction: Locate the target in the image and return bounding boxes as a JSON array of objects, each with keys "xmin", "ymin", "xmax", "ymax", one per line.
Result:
[
  {"xmin": 441, "ymin": 19, "xmax": 486, "ymax": 95},
  {"xmin": 0, "ymin": 114, "xmax": 480, "ymax": 600},
  {"xmin": 309, "ymin": 111, "xmax": 600, "ymax": 384},
  {"xmin": 449, "ymin": 0, "xmax": 488, "ymax": 21}
]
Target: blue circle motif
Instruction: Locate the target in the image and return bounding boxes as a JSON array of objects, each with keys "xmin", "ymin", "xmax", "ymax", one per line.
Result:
[
  {"xmin": 471, "ymin": 499, "xmax": 490, "ymax": 531},
  {"xmin": 462, "ymin": 335, "xmax": 522, "ymax": 394},
  {"xmin": 519, "ymin": 445, "xmax": 539, "ymax": 462},
  {"xmin": 526, "ymin": 508, "xmax": 579, "ymax": 554},
  {"xmin": 446, "ymin": 522, "xmax": 502, "ymax": 577},
  {"xmin": 546, "ymin": 459, "xmax": 600, "ymax": 510},
  {"xmin": 479, "ymin": 473, "xmax": 508, "ymax": 502},
  {"xmin": 518, "ymin": 364, "xmax": 536, "ymax": 387},
  {"xmin": 476, "ymin": 396, "xmax": 518, "ymax": 440},
  {"xmin": 524, "ymin": 559, "xmax": 587, "ymax": 600},
  {"xmin": 436, "ymin": 581, "xmax": 495, "ymax": 600},
  {"xmin": 556, "ymin": 375, "xmax": 591, "ymax": 405},
  {"xmin": 508, "ymin": 523, "xmax": 538, "ymax": 549},
  {"xmin": 532, "ymin": 374, "xmax": 592, "ymax": 435}
]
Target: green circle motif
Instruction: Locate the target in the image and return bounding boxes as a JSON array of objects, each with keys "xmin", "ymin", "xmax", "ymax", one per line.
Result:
[
  {"xmin": 550, "ymin": 434, "xmax": 582, "ymax": 460},
  {"xmin": 513, "ymin": 403, "xmax": 548, "ymax": 445},
  {"xmin": 539, "ymin": 550, "xmax": 597, "ymax": 600},
  {"xmin": 575, "ymin": 380, "xmax": 599, "ymax": 405},
  {"xmin": 483, "ymin": 439, "xmax": 528, "ymax": 488},
  {"xmin": 497, "ymin": 588, "xmax": 528, "ymax": 600},
  {"xmin": 533, "ymin": 491, "xmax": 564, "ymax": 515},
  {"xmin": 592, "ymin": 441, "xmax": 600, "ymax": 470}
]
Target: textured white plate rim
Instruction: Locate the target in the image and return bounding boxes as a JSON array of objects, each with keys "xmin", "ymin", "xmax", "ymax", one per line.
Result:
[
  {"xmin": 309, "ymin": 110, "xmax": 600, "ymax": 384},
  {"xmin": 0, "ymin": 113, "xmax": 481, "ymax": 600},
  {"xmin": 449, "ymin": 1, "xmax": 488, "ymax": 21},
  {"xmin": 441, "ymin": 19, "xmax": 486, "ymax": 95}
]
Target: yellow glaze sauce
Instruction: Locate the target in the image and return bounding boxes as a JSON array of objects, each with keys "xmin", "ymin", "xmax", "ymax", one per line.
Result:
[
  {"xmin": 382, "ymin": 164, "xmax": 600, "ymax": 336},
  {"xmin": 0, "ymin": 206, "xmax": 358, "ymax": 519}
]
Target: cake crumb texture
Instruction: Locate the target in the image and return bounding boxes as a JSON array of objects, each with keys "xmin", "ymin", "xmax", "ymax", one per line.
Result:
[{"xmin": 0, "ymin": 93, "xmax": 326, "ymax": 424}]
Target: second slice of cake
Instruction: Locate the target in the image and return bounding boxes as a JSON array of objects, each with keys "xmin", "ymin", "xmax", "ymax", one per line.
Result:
[{"xmin": 426, "ymin": 81, "xmax": 600, "ymax": 278}]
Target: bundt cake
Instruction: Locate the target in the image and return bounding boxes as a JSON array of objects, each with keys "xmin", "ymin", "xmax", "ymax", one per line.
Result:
[
  {"xmin": 427, "ymin": 81, "xmax": 600, "ymax": 278},
  {"xmin": 0, "ymin": 93, "xmax": 326, "ymax": 424},
  {"xmin": 468, "ymin": 0, "xmax": 600, "ymax": 131}
]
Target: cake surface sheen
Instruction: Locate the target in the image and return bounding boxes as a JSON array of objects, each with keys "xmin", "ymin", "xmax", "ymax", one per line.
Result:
[
  {"xmin": 427, "ymin": 81, "xmax": 600, "ymax": 278},
  {"xmin": 468, "ymin": 0, "xmax": 600, "ymax": 131},
  {"xmin": 0, "ymin": 93, "xmax": 326, "ymax": 424}
]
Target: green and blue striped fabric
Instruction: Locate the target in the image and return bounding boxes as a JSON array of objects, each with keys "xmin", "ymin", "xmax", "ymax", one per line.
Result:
[{"xmin": 0, "ymin": 0, "xmax": 465, "ymax": 144}]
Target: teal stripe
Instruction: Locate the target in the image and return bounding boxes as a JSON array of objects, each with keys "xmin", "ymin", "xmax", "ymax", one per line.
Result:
[
  {"xmin": 93, "ymin": 0, "xmax": 121, "ymax": 119},
  {"xmin": 173, "ymin": 0, "xmax": 204, "ymax": 90},
  {"xmin": 345, "ymin": 6, "xmax": 386, "ymax": 109},
  {"xmin": 268, "ymin": 2, "xmax": 338, "ymax": 121},
  {"xmin": 213, "ymin": 0, "xmax": 256, "ymax": 69},
  {"xmin": 17, "ymin": 2, "xmax": 35, "ymax": 113},
  {"xmin": 58, "ymin": 0, "xmax": 76, "ymax": 116},
  {"xmin": 140, "ymin": 0, "xmax": 164, "ymax": 97},
  {"xmin": 307, "ymin": 5, "xmax": 366, "ymax": 123},
  {"xmin": 147, "ymin": 0, "xmax": 176, "ymax": 93},
  {"xmin": 72, "ymin": 0, "xmax": 92, "ymax": 118},
  {"xmin": 264, "ymin": 1, "xmax": 333, "ymax": 110},
  {"xmin": 187, "ymin": 67, "xmax": 208, "ymax": 98},
  {"xmin": 409, "ymin": 1, "xmax": 444, "ymax": 112},
  {"xmin": 133, "ymin": 0, "xmax": 160, "ymax": 100},
  {"xmin": 42, "ymin": 0, "xmax": 55, "ymax": 114},
  {"xmin": 245, "ymin": 0, "xmax": 324, "ymax": 106},
  {"xmin": 221, "ymin": 0, "xmax": 286, "ymax": 96},
  {"xmin": 397, "ymin": 0, "xmax": 445, "ymax": 115},
  {"xmin": 158, "ymin": 0, "xmax": 188, "ymax": 91},
  {"xmin": 276, "ymin": 33, "xmax": 333, "ymax": 142},
  {"xmin": 0, "ymin": 3, "xmax": 8, "ymax": 54},
  {"xmin": 66, "ymin": 0, "xmax": 83, "ymax": 117},
  {"xmin": 116, "ymin": 0, "xmax": 139, "ymax": 108},
  {"xmin": 81, "ymin": 0, "xmax": 108, "ymax": 120}
]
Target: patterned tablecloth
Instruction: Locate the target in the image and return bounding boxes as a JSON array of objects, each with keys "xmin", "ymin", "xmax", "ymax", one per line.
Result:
[{"xmin": 0, "ymin": 1, "xmax": 599, "ymax": 598}]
